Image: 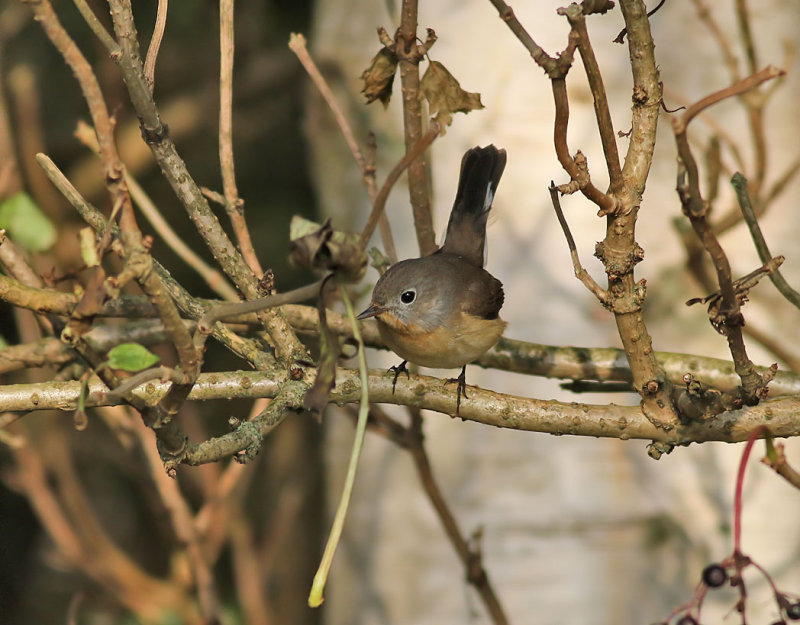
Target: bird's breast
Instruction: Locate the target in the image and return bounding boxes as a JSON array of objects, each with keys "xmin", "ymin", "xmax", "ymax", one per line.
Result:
[{"xmin": 376, "ymin": 311, "xmax": 506, "ymax": 369}]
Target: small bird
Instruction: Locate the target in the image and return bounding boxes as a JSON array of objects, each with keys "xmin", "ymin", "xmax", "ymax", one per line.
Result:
[{"xmin": 357, "ymin": 145, "xmax": 507, "ymax": 414}]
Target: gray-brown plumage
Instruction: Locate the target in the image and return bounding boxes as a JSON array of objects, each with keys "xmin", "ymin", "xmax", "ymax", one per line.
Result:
[{"xmin": 357, "ymin": 145, "xmax": 507, "ymax": 412}]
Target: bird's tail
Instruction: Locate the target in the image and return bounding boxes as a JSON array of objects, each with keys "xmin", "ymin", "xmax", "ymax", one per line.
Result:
[{"xmin": 441, "ymin": 145, "xmax": 506, "ymax": 267}]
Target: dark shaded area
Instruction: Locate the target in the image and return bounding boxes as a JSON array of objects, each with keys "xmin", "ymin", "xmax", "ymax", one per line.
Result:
[{"xmin": 0, "ymin": 1, "xmax": 324, "ymax": 623}]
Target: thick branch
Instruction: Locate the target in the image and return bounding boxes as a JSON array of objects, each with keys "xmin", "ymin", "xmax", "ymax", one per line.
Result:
[{"xmin": 5, "ymin": 370, "xmax": 799, "ymax": 448}]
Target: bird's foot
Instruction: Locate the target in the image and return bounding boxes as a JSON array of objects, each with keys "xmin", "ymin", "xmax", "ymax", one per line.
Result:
[
  {"xmin": 445, "ymin": 365, "xmax": 468, "ymax": 419},
  {"xmin": 389, "ymin": 360, "xmax": 409, "ymax": 394}
]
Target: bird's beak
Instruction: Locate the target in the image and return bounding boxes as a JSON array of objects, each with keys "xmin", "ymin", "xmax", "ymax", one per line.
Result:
[{"xmin": 356, "ymin": 304, "xmax": 386, "ymax": 320}]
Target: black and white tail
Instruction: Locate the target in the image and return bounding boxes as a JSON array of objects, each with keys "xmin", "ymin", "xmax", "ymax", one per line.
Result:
[{"xmin": 441, "ymin": 145, "xmax": 507, "ymax": 268}]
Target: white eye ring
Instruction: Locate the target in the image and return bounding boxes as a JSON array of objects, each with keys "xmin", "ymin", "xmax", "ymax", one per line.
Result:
[{"xmin": 400, "ymin": 289, "xmax": 416, "ymax": 304}]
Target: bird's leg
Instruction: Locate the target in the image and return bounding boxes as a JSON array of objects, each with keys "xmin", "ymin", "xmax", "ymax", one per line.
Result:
[
  {"xmin": 445, "ymin": 365, "xmax": 469, "ymax": 417},
  {"xmin": 389, "ymin": 360, "xmax": 409, "ymax": 393}
]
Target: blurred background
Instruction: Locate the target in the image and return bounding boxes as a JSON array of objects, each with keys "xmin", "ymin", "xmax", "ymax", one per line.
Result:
[
  {"xmin": 1, "ymin": 0, "xmax": 799, "ymax": 624},
  {"xmin": 1, "ymin": 1, "xmax": 322, "ymax": 624}
]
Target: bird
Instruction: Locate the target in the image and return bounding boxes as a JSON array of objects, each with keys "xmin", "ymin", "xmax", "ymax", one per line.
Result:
[{"xmin": 357, "ymin": 144, "xmax": 507, "ymax": 415}]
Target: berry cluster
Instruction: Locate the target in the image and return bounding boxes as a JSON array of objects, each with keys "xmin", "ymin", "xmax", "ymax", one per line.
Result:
[{"xmin": 654, "ymin": 560, "xmax": 800, "ymax": 625}]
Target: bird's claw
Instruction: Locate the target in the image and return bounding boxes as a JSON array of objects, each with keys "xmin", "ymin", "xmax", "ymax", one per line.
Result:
[
  {"xmin": 389, "ymin": 360, "xmax": 409, "ymax": 394},
  {"xmin": 445, "ymin": 365, "xmax": 468, "ymax": 419}
]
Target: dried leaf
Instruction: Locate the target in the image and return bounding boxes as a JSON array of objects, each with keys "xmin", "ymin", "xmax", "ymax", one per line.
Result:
[
  {"xmin": 289, "ymin": 216, "xmax": 366, "ymax": 282},
  {"xmin": 360, "ymin": 47, "xmax": 398, "ymax": 107},
  {"xmin": 420, "ymin": 60, "xmax": 483, "ymax": 129}
]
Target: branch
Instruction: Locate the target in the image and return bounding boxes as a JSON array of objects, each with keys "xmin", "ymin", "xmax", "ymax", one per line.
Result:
[
  {"xmin": 558, "ymin": 4, "xmax": 623, "ymax": 193},
  {"xmin": 731, "ymin": 172, "xmax": 800, "ymax": 309},
  {"xmin": 219, "ymin": 0, "xmax": 262, "ymax": 275},
  {"xmin": 143, "ymin": 0, "xmax": 168, "ymax": 91},
  {"xmin": 105, "ymin": 0, "xmax": 306, "ymax": 365},
  {"xmin": 672, "ymin": 67, "xmax": 786, "ymax": 401},
  {"xmin": 359, "ymin": 123, "xmax": 439, "ymax": 250},
  {"xmin": 73, "ymin": 123, "xmax": 240, "ymax": 302},
  {"xmin": 763, "ymin": 439, "xmax": 800, "ymax": 491},
  {"xmin": 34, "ymin": 152, "xmax": 274, "ymax": 368},
  {"xmin": 5, "ymin": 370, "xmax": 800, "ymax": 450},
  {"xmin": 405, "ymin": 408, "xmax": 509, "ymax": 624},
  {"xmin": 289, "ymin": 32, "xmax": 397, "ymax": 263},
  {"xmin": 548, "ymin": 182, "xmax": 610, "ymax": 303},
  {"xmin": 672, "ymin": 65, "xmax": 784, "ymax": 134},
  {"xmin": 395, "ymin": 2, "xmax": 437, "ymax": 255}
]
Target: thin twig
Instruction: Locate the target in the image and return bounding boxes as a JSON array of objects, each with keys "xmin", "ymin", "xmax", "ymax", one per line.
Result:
[
  {"xmin": 763, "ymin": 439, "xmax": 800, "ymax": 491},
  {"xmin": 288, "ymin": 32, "xmax": 397, "ymax": 263},
  {"xmin": 548, "ymin": 182, "xmax": 610, "ymax": 304},
  {"xmin": 486, "ymin": 0, "xmax": 559, "ymax": 72},
  {"xmin": 731, "ymin": 172, "xmax": 800, "ymax": 309},
  {"xmin": 136, "ymin": 417, "xmax": 223, "ymax": 622},
  {"xmin": 405, "ymin": 408, "xmax": 509, "ymax": 625},
  {"xmin": 559, "ymin": 4, "xmax": 623, "ymax": 193},
  {"xmin": 735, "ymin": 0, "xmax": 758, "ymax": 76},
  {"xmin": 144, "ymin": 0, "xmax": 168, "ymax": 92},
  {"xmin": 672, "ymin": 65, "xmax": 784, "ymax": 134},
  {"xmin": 74, "ymin": 121, "xmax": 240, "ymax": 302},
  {"xmin": 690, "ymin": 0, "xmax": 741, "ymax": 81},
  {"xmin": 219, "ymin": 0, "xmax": 262, "ymax": 276},
  {"xmin": 360, "ymin": 123, "xmax": 439, "ymax": 250},
  {"xmin": 198, "ymin": 280, "xmax": 323, "ymax": 331},
  {"xmin": 72, "ymin": 0, "xmax": 118, "ymax": 53}
]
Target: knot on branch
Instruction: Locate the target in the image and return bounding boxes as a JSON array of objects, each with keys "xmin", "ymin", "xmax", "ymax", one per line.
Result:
[
  {"xmin": 138, "ymin": 119, "xmax": 169, "ymax": 144},
  {"xmin": 674, "ymin": 373, "xmax": 726, "ymax": 421},
  {"xmin": 465, "ymin": 528, "xmax": 488, "ymax": 586},
  {"xmin": 647, "ymin": 441, "xmax": 674, "ymax": 460},
  {"xmin": 157, "ymin": 433, "xmax": 189, "ymax": 474},
  {"xmin": 580, "ymin": 0, "xmax": 615, "ymax": 15},
  {"xmin": 594, "ymin": 241, "xmax": 643, "ymax": 281}
]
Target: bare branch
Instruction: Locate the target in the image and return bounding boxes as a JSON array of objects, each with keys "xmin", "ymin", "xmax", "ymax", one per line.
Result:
[
  {"xmin": 144, "ymin": 0, "xmax": 168, "ymax": 91},
  {"xmin": 288, "ymin": 32, "xmax": 398, "ymax": 263},
  {"xmin": 4, "ymin": 371, "xmax": 800, "ymax": 452},
  {"xmin": 731, "ymin": 172, "xmax": 800, "ymax": 310},
  {"xmin": 548, "ymin": 182, "xmax": 610, "ymax": 303}
]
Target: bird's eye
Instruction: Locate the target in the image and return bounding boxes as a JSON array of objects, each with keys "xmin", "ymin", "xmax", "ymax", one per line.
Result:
[{"xmin": 400, "ymin": 290, "xmax": 416, "ymax": 304}]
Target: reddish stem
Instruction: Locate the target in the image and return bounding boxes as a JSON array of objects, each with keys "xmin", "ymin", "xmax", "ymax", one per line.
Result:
[{"xmin": 733, "ymin": 425, "xmax": 769, "ymax": 553}]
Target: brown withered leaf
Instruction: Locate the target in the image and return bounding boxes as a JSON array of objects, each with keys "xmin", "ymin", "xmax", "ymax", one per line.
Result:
[
  {"xmin": 361, "ymin": 47, "xmax": 398, "ymax": 108},
  {"xmin": 420, "ymin": 60, "xmax": 484, "ymax": 129},
  {"xmin": 289, "ymin": 216, "xmax": 366, "ymax": 282}
]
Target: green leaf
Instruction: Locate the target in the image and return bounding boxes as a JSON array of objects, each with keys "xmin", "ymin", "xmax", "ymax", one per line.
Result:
[
  {"xmin": 106, "ymin": 343, "xmax": 160, "ymax": 372},
  {"xmin": 0, "ymin": 192, "xmax": 57, "ymax": 252}
]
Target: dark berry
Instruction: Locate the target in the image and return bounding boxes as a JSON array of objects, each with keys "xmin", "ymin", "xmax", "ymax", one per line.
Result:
[
  {"xmin": 676, "ymin": 616, "xmax": 698, "ymax": 625},
  {"xmin": 770, "ymin": 620, "xmax": 787, "ymax": 625},
  {"xmin": 786, "ymin": 602, "xmax": 800, "ymax": 620},
  {"xmin": 702, "ymin": 563, "xmax": 728, "ymax": 588}
]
